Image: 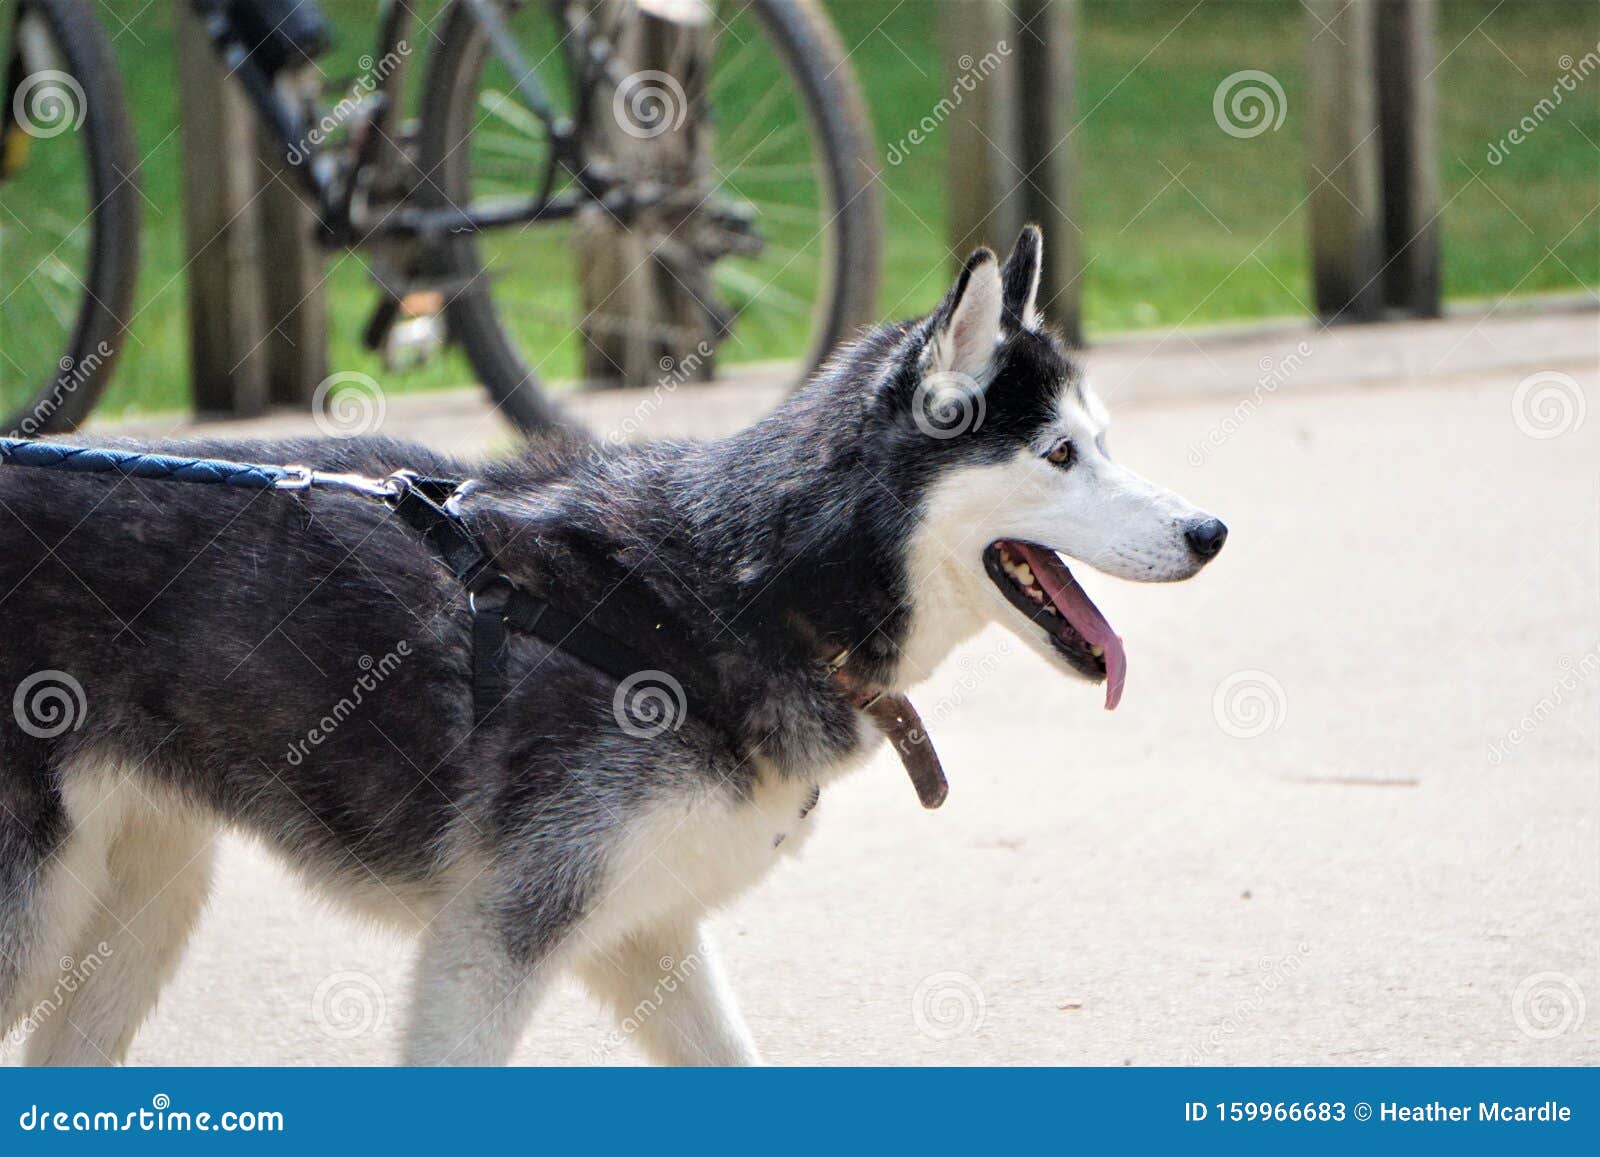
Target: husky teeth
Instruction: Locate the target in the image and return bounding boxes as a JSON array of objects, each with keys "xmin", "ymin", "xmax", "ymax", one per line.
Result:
[
  {"xmin": 1090, "ymin": 644, "xmax": 1104, "ymax": 658},
  {"xmin": 1001, "ymin": 556, "xmax": 1047, "ymax": 607}
]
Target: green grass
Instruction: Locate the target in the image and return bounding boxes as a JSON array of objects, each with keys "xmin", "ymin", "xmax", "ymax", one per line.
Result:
[
  {"xmin": 840, "ymin": 0, "xmax": 1600, "ymax": 330},
  {"xmin": 1, "ymin": 0, "xmax": 1594, "ymax": 422}
]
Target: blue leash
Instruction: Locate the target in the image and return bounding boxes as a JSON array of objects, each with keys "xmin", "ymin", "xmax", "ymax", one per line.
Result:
[
  {"xmin": 0, "ymin": 435, "xmax": 401, "ymax": 497},
  {"xmin": 0, "ymin": 434, "xmax": 657, "ymax": 728},
  {"xmin": 0, "ymin": 434, "xmax": 288, "ymax": 488}
]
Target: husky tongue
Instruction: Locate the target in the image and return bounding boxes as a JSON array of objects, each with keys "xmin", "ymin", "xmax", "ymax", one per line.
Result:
[{"xmin": 1013, "ymin": 542, "xmax": 1126, "ymax": 710}]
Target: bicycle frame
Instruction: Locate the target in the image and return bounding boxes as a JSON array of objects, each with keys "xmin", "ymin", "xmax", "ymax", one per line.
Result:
[{"xmin": 189, "ymin": 0, "xmax": 654, "ymax": 246}]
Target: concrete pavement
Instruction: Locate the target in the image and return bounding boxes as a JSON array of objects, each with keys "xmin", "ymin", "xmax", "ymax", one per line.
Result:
[{"xmin": 11, "ymin": 306, "xmax": 1598, "ymax": 1065}]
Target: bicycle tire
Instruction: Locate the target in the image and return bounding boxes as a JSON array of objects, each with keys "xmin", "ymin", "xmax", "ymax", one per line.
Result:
[
  {"xmin": 0, "ymin": 0, "xmax": 140, "ymax": 436},
  {"xmin": 417, "ymin": 0, "xmax": 882, "ymax": 434}
]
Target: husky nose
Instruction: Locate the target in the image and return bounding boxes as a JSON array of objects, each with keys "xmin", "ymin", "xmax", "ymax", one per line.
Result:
[{"xmin": 1185, "ymin": 517, "xmax": 1228, "ymax": 561}]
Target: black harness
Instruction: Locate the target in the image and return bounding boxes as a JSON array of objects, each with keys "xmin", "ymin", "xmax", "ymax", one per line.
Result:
[
  {"xmin": 0, "ymin": 437, "xmax": 652, "ymax": 728},
  {"xmin": 0, "ymin": 437, "xmax": 948, "ymax": 808},
  {"xmin": 368, "ymin": 472, "xmax": 654, "ymax": 725}
]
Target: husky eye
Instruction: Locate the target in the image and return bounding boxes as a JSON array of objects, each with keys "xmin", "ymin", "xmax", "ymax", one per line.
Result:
[{"xmin": 1044, "ymin": 439, "xmax": 1075, "ymax": 468}]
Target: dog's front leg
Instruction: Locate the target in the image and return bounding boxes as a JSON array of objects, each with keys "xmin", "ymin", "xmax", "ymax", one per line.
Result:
[
  {"xmin": 580, "ymin": 921, "xmax": 760, "ymax": 1066},
  {"xmin": 402, "ymin": 900, "xmax": 558, "ymax": 1066}
]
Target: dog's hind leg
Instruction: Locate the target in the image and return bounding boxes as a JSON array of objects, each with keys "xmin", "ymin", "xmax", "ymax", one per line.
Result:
[
  {"xmin": 402, "ymin": 902, "xmax": 565, "ymax": 1066},
  {"xmin": 0, "ymin": 762, "xmax": 114, "ymax": 1053},
  {"xmin": 23, "ymin": 768, "xmax": 215, "ymax": 1065},
  {"xmin": 579, "ymin": 920, "xmax": 759, "ymax": 1066}
]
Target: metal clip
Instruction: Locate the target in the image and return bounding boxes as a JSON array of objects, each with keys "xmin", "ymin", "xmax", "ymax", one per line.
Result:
[
  {"xmin": 276, "ymin": 465, "xmax": 314, "ymax": 491},
  {"xmin": 443, "ymin": 478, "xmax": 482, "ymax": 515},
  {"xmin": 468, "ymin": 575, "xmax": 515, "ymax": 616},
  {"xmin": 275, "ymin": 465, "xmax": 404, "ymax": 499}
]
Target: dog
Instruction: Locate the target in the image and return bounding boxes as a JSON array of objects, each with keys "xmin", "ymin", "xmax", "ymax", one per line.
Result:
[{"xmin": 0, "ymin": 227, "xmax": 1224, "ymax": 1065}]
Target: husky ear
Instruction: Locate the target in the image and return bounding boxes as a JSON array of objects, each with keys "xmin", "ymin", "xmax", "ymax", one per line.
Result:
[
  {"xmin": 927, "ymin": 249, "xmax": 1003, "ymax": 380},
  {"xmin": 1001, "ymin": 225, "xmax": 1043, "ymax": 330}
]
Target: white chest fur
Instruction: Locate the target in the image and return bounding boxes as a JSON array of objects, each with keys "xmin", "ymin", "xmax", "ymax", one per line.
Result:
[{"xmin": 581, "ymin": 768, "xmax": 825, "ymax": 949}]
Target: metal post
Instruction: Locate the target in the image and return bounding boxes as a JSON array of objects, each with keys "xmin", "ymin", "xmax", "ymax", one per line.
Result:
[
  {"xmin": 257, "ymin": 136, "xmax": 327, "ymax": 405},
  {"xmin": 175, "ymin": 0, "xmax": 269, "ymax": 416},
  {"xmin": 1306, "ymin": 0, "xmax": 1384, "ymax": 322},
  {"xmin": 1376, "ymin": 0, "xmax": 1441, "ymax": 317},
  {"xmin": 1014, "ymin": 0, "xmax": 1081, "ymax": 344},
  {"xmin": 579, "ymin": 3, "xmax": 712, "ymax": 388},
  {"xmin": 942, "ymin": 0, "xmax": 1023, "ymax": 259}
]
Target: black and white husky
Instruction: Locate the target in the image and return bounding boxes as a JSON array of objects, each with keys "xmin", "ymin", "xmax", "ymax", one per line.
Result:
[{"xmin": 0, "ymin": 228, "xmax": 1224, "ymax": 1065}]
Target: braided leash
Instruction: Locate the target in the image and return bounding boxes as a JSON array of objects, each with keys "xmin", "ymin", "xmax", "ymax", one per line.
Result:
[
  {"xmin": 0, "ymin": 435, "xmax": 402, "ymax": 498},
  {"xmin": 0, "ymin": 434, "xmax": 655, "ymax": 730}
]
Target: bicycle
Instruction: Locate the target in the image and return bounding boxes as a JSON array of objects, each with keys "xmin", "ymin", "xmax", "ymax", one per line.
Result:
[{"xmin": 0, "ymin": 0, "xmax": 881, "ymax": 435}]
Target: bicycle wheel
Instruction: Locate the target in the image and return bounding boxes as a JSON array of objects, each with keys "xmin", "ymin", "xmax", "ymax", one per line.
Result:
[
  {"xmin": 419, "ymin": 0, "xmax": 881, "ymax": 433},
  {"xmin": 0, "ymin": 0, "xmax": 139, "ymax": 435}
]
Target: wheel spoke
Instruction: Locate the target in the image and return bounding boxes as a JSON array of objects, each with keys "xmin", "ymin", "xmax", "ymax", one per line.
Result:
[
  {"xmin": 719, "ymin": 80, "xmax": 791, "ymax": 159},
  {"xmin": 477, "ymin": 89, "xmax": 548, "ymax": 140},
  {"xmin": 433, "ymin": 0, "xmax": 871, "ymax": 399}
]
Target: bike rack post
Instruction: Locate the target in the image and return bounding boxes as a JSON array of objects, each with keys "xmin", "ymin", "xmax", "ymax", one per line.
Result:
[
  {"xmin": 174, "ymin": 0, "xmax": 327, "ymax": 415},
  {"xmin": 1306, "ymin": 0, "xmax": 1386, "ymax": 323},
  {"xmin": 1375, "ymin": 0, "xmax": 1442, "ymax": 319},
  {"xmin": 942, "ymin": 0, "xmax": 1082, "ymax": 345},
  {"xmin": 175, "ymin": 0, "xmax": 270, "ymax": 416},
  {"xmin": 1013, "ymin": 0, "xmax": 1082, "ymax": 346},
  {"xmin": 257, "ymin": 133, "xmax": 327, "ymax": 406},
  {"xmin": 941, "ymin": 0, "xmax": 1023, "ymax": 270},
  {"xmin": 577, "ymin": 2, "xmax": 714, "ymax": 390},
  {"xmin": 1306, "ymin": 0, "xmax": 1441, "ymax": 322}
]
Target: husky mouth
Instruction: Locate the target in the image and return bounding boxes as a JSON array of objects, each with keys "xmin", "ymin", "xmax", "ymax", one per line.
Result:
[{"xmin": 982, "ymin": 540, "xmax": 1127, "ymax": 710}]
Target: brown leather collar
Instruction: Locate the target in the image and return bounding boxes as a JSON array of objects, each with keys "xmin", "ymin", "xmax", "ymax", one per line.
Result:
[{"xmin": 824, "ymin": 650, "xmax": 948, "ymax": 809}]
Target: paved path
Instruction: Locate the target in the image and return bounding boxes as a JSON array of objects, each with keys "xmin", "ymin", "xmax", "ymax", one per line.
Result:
[{"xmin": 19, "ymin": 308, "xmax": 1600, "ymax": 1065}]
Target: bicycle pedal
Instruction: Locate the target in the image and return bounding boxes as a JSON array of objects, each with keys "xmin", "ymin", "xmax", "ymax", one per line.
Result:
[
  {"xmin": 1, "ymin": 125, "xmax": 31, "ymax": 178},
  {"xmin": 382, "ymin": 296, "xmax": 447, "ymax": 372}
]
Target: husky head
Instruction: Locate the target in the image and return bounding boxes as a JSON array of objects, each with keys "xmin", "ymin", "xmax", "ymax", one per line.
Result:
[{"xmin": 889, "ymin": 226, "xmax": 1227, "ymax": 708}]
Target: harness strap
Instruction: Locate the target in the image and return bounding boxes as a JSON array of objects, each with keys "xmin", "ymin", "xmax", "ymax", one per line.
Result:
[
  {"xmin": 501, "ymin": 587, "xmax": 654, "ymax": 680},
  {"xmin": 385, "ymin": 474, "xmax": 654, "ymax": 724},
  {"xmin": 0, "ymin": 438, "xmax": 656, "ymax": 730},
  {"xmin": 2, "ymin": 439, "xmax": 930, "ymax": 806},
  {"xmin": 388, "ymin": 475, "xmax": 493, "ymax": 591}
]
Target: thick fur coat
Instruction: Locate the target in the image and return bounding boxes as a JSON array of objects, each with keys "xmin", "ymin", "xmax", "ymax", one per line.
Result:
[{"xmin": 0, "ymin": 229, "xmax": 1223, "ymax": 1063}]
